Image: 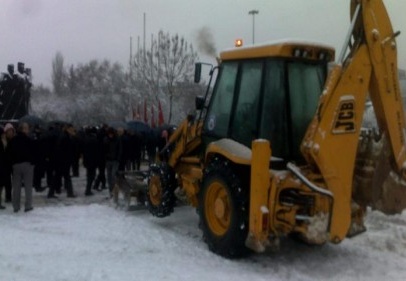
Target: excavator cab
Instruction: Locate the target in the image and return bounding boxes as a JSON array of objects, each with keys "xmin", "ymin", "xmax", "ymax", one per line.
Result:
[{"xmin": 201, "ymin": 42, "xmax": 335, "ymax": 165}]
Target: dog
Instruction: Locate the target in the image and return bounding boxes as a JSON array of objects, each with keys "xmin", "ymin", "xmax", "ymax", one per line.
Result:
[{"xmin": 113, "ymin": 171, "xmax": 147, "ymax": 210}]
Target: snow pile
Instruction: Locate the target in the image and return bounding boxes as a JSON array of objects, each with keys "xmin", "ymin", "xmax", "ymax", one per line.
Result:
[
  {"xmin": 0, "ymin": 202, "xmax": 405, "ymax": 281},
  {"xmin": 306, "ymin": 212, "xmax": 329, "ymax": 244},
  {"xmin": 0, "ymin": 171, "xmax": 405, "ymax": 281}
]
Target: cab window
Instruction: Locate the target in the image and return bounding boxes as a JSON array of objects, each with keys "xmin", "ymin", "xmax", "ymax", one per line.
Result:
[
  {"xmin": 230, "ymin": 61, "xmax": 263, "ymax": 147},
  {"xmin": 204, "ymin": 62, "xmax": 238, "ymax": 137}
]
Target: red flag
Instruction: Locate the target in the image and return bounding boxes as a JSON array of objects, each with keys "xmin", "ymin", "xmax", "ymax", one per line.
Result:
[
  {"xmin": 158, "ymin": 100, "xmax": 165, "ymax": 126},
  {"xmin": 144, "ymin": 100, "xmax": 148, "ymax": 123},
  {"xmin": 151, "ymin": 104, "xmax": 156, "ymax": 128}
]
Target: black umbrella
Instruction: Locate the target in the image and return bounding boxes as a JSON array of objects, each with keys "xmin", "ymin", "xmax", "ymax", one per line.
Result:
[
  {"xmin": 47, "ymin": 120, "xmax": 69, "ymax": 130},
  {"xmin": 108, "ymin": 121, "xmax": 128, "ymax": 130},
  {"xmin": 19, "ymin": 115, "xmax": 47, "ymax": 129},
  {"xmin": 127, "ymin": 121, "xmax": 150, "ymax": 135}
]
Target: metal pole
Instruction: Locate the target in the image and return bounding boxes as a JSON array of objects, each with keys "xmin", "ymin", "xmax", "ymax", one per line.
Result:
[
  {"xmin": 143, "ymin": 13, "xmax": 146, "ymax": 59},
  {"xmin": 137, "ymin": 36, "xmax": 140, "ymax": 60},
  {"xmin": 248, "ymin": 10, "xmax": 259, "ymax": 44},
  {"xmin": 130, "ymin": 36, "xmax": 133, "ymax": 68}
]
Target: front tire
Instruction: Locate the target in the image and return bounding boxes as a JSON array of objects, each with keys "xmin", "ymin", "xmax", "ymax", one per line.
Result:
[
  {"xmin": 147, "ymin": 164, "xmax": 176, "ymax": 218},
  {"xmin": 198, "ymin": 157, "xmax": 250, "ymax": 258}
]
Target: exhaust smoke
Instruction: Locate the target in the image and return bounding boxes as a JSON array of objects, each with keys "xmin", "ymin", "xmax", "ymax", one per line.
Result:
[{"xmin": 196, "ymin": 27, "xmax": 217, "ymax": 58}]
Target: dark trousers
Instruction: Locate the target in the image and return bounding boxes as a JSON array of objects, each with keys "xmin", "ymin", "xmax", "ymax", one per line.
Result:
[
  {"xmin": 0, "ymin": 185, "xmax": 3, "ymax": 205},
  {"xmin": 51, "ymin": 165, "xmax": 74, "ymax": 197},
  {"xmin": 33, "ymin": 163, "xmax": 45, "ymax": 189},
  {"xmin": 94, "ymin": 162, "xmax": 106, "ymax": 190},
  {"xmin": 33, "ymin": 161, "xmax": 53, "ymax": 189},
  {"xmin": 72, "ymin": 159, "xmax": 79, "ymax": 177},
  {"xmin": 85, "ymin": 166, "xmax": 96, "ymax": 194},
  {"xmin": 45, "ymin": 161, "xmax": 53, "ymax": 187},
  {"xmin": 126, "ymin": 157, "xmax": 141, "ymax": 171},
  {"xmin": 3, "ymin": 174, "xmax": 12, "ymax": 202},
  {"xmin": 106, "ymin": 160, "xmax": 119, "ymax": 193},
  {"xmin": 135, "ymin": 156, "xmax": 141, "ymax": 170}
]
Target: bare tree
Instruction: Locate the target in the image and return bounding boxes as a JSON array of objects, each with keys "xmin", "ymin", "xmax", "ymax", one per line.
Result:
[
  {"xmin": 36, "ymin": 57, "xmax": 130, "ymax": 125},
  {"xmin": 51, "ymin": 51, "xmax": 67, "ymax": 96},
  {"xmin": 131, "ymin": 30, "xmax": 198, "ymax": 123}
]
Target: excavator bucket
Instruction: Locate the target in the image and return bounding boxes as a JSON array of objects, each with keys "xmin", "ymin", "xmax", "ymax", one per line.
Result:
[{"xmin": 353, "ymin": 133, "xmax": 406, "ymax": 214}]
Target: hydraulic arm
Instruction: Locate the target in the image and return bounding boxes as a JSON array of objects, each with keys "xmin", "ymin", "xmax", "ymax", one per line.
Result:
[{"xmin": 293, "ymin": 0, "xmax": 405, "ymax": 242}]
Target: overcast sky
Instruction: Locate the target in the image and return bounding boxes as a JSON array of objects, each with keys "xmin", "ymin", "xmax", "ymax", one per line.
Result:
[{"xmin": 1, "ymin": 0, "xmax": 406, "ymax": 87}]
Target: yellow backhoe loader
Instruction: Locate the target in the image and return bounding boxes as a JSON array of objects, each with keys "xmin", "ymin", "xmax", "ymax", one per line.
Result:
[{"xmin": 146, "ymin": 0, "xmax": 406, "ymax": 257}]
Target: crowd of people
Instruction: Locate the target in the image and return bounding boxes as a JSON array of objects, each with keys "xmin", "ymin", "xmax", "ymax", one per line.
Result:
[{"xmin": 0, "ymin": 121, "xmax": 170, "ymax": 213}]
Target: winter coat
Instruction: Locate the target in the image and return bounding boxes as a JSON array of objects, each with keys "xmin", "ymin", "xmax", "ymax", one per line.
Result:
[
  {"xmin": 0, "ymin": 139, "xmax": 11, "ymax": 186},
  {"xmin": 118, "ymin": 134, "xmax": 130, "ymax": 169},
  {"xmin": 6, "ymin": 132, "xmax": 35, "ymax": 165},
  {"xmin": 104, "ymin": 135, "xmax": 121, "ymax": 162},
  {"xmin": 54, "ymin": 131, "xmax": 75, "ymax": 168},
  {"xmin": 40, "ymin": 129, "xmax": 59, "ymax": 164},
  {"xmin": 96, "ymin": 129, "xmax": 107, "ymax": 166},
  {"xmin": 128, "ymin": 132, "xmax": 142, "ymax": 160},
  {"xmin": 82, "ymin": 133, "xmax": 101, "ymax": 169}
]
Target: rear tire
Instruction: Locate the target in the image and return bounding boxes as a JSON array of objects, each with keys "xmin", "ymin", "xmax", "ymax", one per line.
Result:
[{"xmin": 198, "ymin": 157, "xmax": 250, "ymax": 258}]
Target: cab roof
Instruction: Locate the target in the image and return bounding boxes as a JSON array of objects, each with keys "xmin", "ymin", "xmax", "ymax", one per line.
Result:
[{"xmin": 220, "ymin": 39, "xmax": 335, "ymax": 62}]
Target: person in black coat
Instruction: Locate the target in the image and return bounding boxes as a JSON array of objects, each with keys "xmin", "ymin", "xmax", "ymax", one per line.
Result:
[
  {"xmin": 82, "ymin": 127, "xmax": 100, "ymax": 196},
  {"xmin": 42, "ymin": 125, "xmax": 60, "ymax": 196},
  {"xmin": 71, "ymin": 131, "xmax": 82, "ymax": 178},
  {"xmin": 145, "ymin": 130, "xmax": 158, "ymax": 164},
  {"xmin": 32, "ymin": 125, "xmax": 47, "ymax": 192},
  {"xmin": 117, "ymin": 127, "xmax": 129, "ymax": 172},
  {"xmin": 126, "ymin": 130, "xmax": 142, "ymax": 171},
  {"xmin": 1, "ymin": 123, "xmax": 15, "ymax": 202},
  {"xmin": 93, "ymin": 125, "xmax": 107, "ymax": 191},
  {"xmin": 49, "ymin": 124, "xmax": 76, "ymax": 198},
  {"xmin": 0, "ymin": 126, "xmax": 9, "ymax": 209},
  {"xmin": 104, "ymin": 127, "xmax": 122, "ymax": 195}
]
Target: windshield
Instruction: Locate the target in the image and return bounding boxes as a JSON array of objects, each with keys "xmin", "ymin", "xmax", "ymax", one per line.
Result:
[
  {"xmin": 204, "ymin": 62, "xmax": 238, "ymax": 138},
  {"xmin": 204, "ymin": 59, "xmax": 326, "ymax": 162}
]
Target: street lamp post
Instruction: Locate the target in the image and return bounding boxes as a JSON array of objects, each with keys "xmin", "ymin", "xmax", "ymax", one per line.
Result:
[{"xmin": 248, "ymin": 9, "xmax": 259, "ymax": 44}]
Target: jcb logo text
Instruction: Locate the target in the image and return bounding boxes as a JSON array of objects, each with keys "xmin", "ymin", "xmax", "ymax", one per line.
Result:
[{"xmin": 332, "ymin": 100, "xmax": 356, "ymax": 134}]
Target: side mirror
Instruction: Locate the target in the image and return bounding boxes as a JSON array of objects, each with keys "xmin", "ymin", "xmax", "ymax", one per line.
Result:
[
  {"xmin": 195, "ymin": 96, "xmax": 205, "ymax": 110},
  {"xmin": 194, "ymin": 63, "xmax": 202, "ymax": 83}
]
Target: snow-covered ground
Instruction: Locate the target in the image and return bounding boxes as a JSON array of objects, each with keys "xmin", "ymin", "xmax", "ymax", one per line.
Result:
[{"xmin": 1, "ymin": 172, "xmax": 406, "ymax": 281}]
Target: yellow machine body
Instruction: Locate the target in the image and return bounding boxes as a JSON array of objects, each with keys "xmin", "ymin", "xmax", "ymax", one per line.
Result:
[{"xmin": 149, "ymin": 0, "xmax": 406, "ymax": 256}]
